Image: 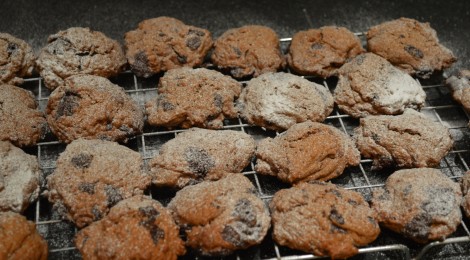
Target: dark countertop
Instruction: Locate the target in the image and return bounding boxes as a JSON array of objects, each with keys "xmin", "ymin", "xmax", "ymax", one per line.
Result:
[{"xmin": 1, "ymin": 0, "xmax": 469, "ymax": 75}]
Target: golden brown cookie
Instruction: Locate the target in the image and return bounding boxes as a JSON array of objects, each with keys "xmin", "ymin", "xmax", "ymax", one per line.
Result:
[
  {"xmin": 371, "ymin": 168, "xmax": 462, "ymax": 243},
  {"xmin": 287, "ymin": 26, "xmax": 364, "ymax": 78},
  {"xmin": 0, "ymin": 211, "xmax": 48, "ymax": 260},
  {"xmin": 270, "ymin": 181, "xmax": 380, "ymax": 259},
  {"xmin": 367, "ymin": 18, "xmax": 456, "ymax": 78},
  {"xmin": 0, "ymin": 33, "xmax": 35, "ymax": 85},
  {"xmin": 149, "ymin": 128, "xmax": 256, "ymax": 188},
  {"xmin": 46, "ymin": 139, "xmax": 151, "ymax": 228},
  {"xmin": 211, "ymin": 25, "xmax": 285, "ymax": 79},
  {"xmin": 75, "ymin": 195, "xmax": 185, "ymax": 260},
  {"xmin": 255, "ymin": 121, "xmax": 360, "ymax": 183},
  {"xmin": 145, "ymin": 67, "xmax": 242, "ymax": 129},
  {"xmin": 460, "ymin": 171, "xmax": 470, "ymax": 218},
  {"xmin": 124, "ymin": 16, "xmax": 213, "ymax": 77},
  {"xmin": 168, "ymin": 174, "xmax": 270, "ymax": 256}
]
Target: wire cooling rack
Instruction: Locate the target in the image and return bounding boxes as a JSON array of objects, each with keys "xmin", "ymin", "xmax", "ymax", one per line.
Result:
[{"xmin": 19, "ymin": 35, "xmax": 470, "ymax": 259}]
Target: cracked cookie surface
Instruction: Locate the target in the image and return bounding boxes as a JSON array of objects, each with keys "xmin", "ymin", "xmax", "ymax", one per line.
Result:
[{"xmin": 0, "ymin": 33, "xmax": 35, "ymax": 85}]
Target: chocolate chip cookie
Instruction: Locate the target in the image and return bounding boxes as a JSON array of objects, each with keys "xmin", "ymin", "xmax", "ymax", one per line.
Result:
[
  {"xmin": 446, "ymin": 69, "xmax": 470, "ymax": 117},
  {"xmin": 238, "ymin": 72, "xmax": 334, "ymax": 131},
  {"xmin": 211, "ymin": 25, "xmax": 285, "ymax": 79},
  {"xmin": 334, "ymin": 53, "xmax": 426, "ymax": 118},
  {"xmin": 287, "ymin": 26, "xmax": 364, "ymax": 78},
  {"xmin": 0, "ymin": 33, "xmax": 35, "ymax": 85},
  {"xmin": 255, "ymin": 121, "xmax": 360, "ymax": 183},
  {"xmin": 367, "ymin": 18, "xmax": 456, "ymax": 78},
  {"xmin": 371, "ymin": 168, "xmax": 462, "ymax": 243},
  {"xmin": 168, "ymin": 174, "xmax": 270, "ymax": 256},
  {"xmin": 0, "ymin": 211, "xmax": 48, "ymax": 260},
  {"xmin": 146, "ymin": 67, "xmax": 242, "ymax": 129},
  {"xmin": 271, "ymin": 181, "xmax": 380, "ymax": 259},
  {"xmin": 149, "ymin": 128, "xmax": 256, "ymax": 188},
  {"xmin": 75, "ymin": 195, "xmax": 186, "ymax": 260},
  {"xmin": 124, "ymin": 16, "xmax": 213, "ymax": 77},
  {"xmin": 46, "ymin": 74, "xmax": 144, "ymax": 143},
  {"xmin": 0, "ymin": 84, "xmax": 47, "ymax": 147},
  {"xmin": 36, "ymin": 27, "xmax": 126, "ymax": 90},
  {"xmin": 46, "ymin": 139, "xmax": 151, "ymax": 228},
  {"xmin": 460, "ymin": 171, "xmax": 470, "ymax": 218},
  {"xmin": 0, "ymin": 141, "xmax": 41, "ymax": 213},
  {"xmin": 354, "ymin": 109, "xmax": 453, "ymax": 169}
]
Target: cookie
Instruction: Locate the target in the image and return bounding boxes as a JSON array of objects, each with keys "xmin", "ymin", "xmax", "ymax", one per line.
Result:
[
  {"xmin": 271, "ymin": 181, "xmax": 380, "ymax": 259},
  {"xmin": 211, "ymin": 25, "xmax": 285, "ymax": 79},
  {"xmin": 46, "ymin": 74, "xmax": 144, "ymax": 143},
  {"xmin": 287, "ymin": 26, "xmax": 365, "ymax": 78},
  {"xmin": 0, "ymin": 84, "xmax": 47, "ymax": 147},
  {"xmin": 36, "ymin": 27, "xmax": 126, "ymax": 90},
  {"xmin": 238, "ymin": 72, "xmax": 334, "ymax": 131},
  {"xmin": 334, "ymin": 53, "xmax": 426, "ymax": 118},
  {"xmin": 46, "ymin": 139, "xmax": 151, "ymax": 228},
  {"xmin": 145, "ymin": 67, "xmax": 242, "ymax": 129},
  {"xmin": 0, "ymin": 211, "xmax": 48, "ymax": 260},
  {"xmin": 460, "ymin": 171, "xmax": 470, "ymax": 218},
  {"xmin": 371, "ymin": 168, "xmax": 462, "ymax": 243},
  {"xmin": 168, "ymin": 174, "xmax": 270, "ymax": 256},
  {"xmin": 367, "ymin": 18, "xmax": 456, "ymax": 78},
  {"xmin": 446, "ymin": 69, "xmax": 470, "ymax": 117},
  {"xmin": 149, "ymin": 128, "xmax": 256, "ymax": 188},
  {"xmin": 255, "ymin": 121, "xmax": 360, "ymax": 183},
  {"xmin": 124, "ymin": 16, "xmax": 213, "ymax": 77},
  {"xmin": 75, "ymin": 195, "xmax": 185, "ymax": 260},
  {"xmin": 0, "ymin": 33, "xmax": 35, "ymax": 85},
  {"xmin": 354, "ymin": 109, "xmax": 453, "ymax": 169},
  {"xmin": 0, "ymin": 141, "xmax": 41, "ymax": 213}
]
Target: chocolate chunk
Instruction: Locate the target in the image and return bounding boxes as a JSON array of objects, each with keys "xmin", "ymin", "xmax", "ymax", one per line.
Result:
[
  {"xmin": 56, "ymin": 91, "xmax": 80, "ymax": 118},
  {"xmin": 184, "ymin": 146, "xmax": 215, "ymax": 177},
  {"xmin": 176, "ymin": 53, "xmax": 187, "ymax": 64},
  {"xmin": 348, "ymin": 199, "xmax": 358, "ymax": 205},
  {"xmin": 221, "ymin": 225, "xmax": 243, "ymax": 247},
  {"xmin": 104, "ymin": 185, "xmax": 123, "ymax": 207},
  {"xmin": 188, "ymin": 29, "xmax": 206, "ymax": 37},
  {"xmin": 403, "ymin": 213, "xmax": 431, "ymax": 241},
  {"xmin": 329, "ymin": 208, "xmax": 345, "ymax": 225},
  {"xmin": 138, "ymin": 206, "xmax": 165, "ymax": 244},
  {"xmin": 132, "ymin": 51, "xmax": 153, "ymax": 77},
  {"xmin": 139, "ymin": 206, "xmax": 160, "ymax": 219},
  {"xmin": 330, "ymin": 224, "xmax": 347, "ymax": 234},
  {"xmin": 329, "ymin": 189, "xmax": 343, "ymax": 198},
  {"xmin": 311, "ymin": 43, "xmax": 323, "ymax": 50},
  {"xmin": 233, "ymin": 199, "xmax": 257, "ymax": 227},
  {"xmin": 71, "ymin": 153, "xmax": 93, "ymax": 169},
  {"xmin": 148, "ymin": 226, "xmax": 165, "ymax": 244},
  {"xmin": 404, "ymin": 45, "xmax": 424, "ymax": 59},
  {"xmin": 186, "ymin": 36, "xmax": 201, "ymax": 50},
  {"xmin": 232, "ymin": 47, "xmax": 242, "ymax": 57},
  {"xmin": 6, "ymin": 42, "xmax": 18, "ymax": 54},
  {"xmin": 92, "ymin": 206, "xmax": 102, "ymax": 220},
  {"xmin": 78, "ymin": 182, "xmax": 95, "ymax": 194},
  {"xmin": 214, "ymin": 94, "xmax": 223, "ymax": 109}
]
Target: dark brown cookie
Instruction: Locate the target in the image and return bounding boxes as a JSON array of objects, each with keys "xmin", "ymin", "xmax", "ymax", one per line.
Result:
[
  {"xmin": 287, "ymin": 26, "xmax": 364, "ymax": 78},
  {"xmin": 0, "ymin": 141, "xmax": 41, "ymax": 213},
  {"xmin": 0, "ymin": 84, "xmax": 47, "ymax": 147},
  {"xmin": 0, "ymin": 211, "xmax": 48, "ymax": 260},
  {"xmin": 237, "ymin": 72, "xmax": 334, "ymax": 131},
  {"xmin": 46, "ymin": 139, "xmax": 151, "ymax": 228},
  {"xmin": 124, "ymin": 16, "xmax": 213, "ymax": 77},
  {"xmin": 460, "ymin": 171, "xmax": 470, "ymax": 218},
  {"xmin": 334, "ymin": 53, "xmax": 426, "ymax": 118},
  {"xmin": 255, "ymin": 121, "xmax": 360, "ymax": 183},
  {"xmin": 354, "ymin": 109, "xmax": 453, "ymax": 169},
  {"xmin": 446, "ymin": 69, "xmax": 470, "ymax": 118},
  {"xmin": 145, "ymin": 68, "xmax": 242, "ymax": 129},
  {"xmin": 46, "ymin": 74, "xmax": 144, "ymax": 143},
  {"xmin": 168, "ymin": 174, "xmax": 270, "ymax": 256},
  {"xmin": 371, "ymin": 168, "xmax": 462, "ymax": 243},
  {"xmin": 149, "ymin": 128, "xmax": 256, "ymax": 188},
  {"xmin": 367, "ymin": 18, "xmax": 456, "ymax": 78},
  {"xmin": 36, "ymin": 27, "xmax": 126, "ymax": 90},
  {"xmin": 211, "ymin": 25, "xmax": 285, "ymax": 79},
  {"xmin": 75, "ymin": 195, "xmax": 186, "ymax": 260},
  {"xmin": 270, "ymin": 181, "xmax": 380, "ymax": 259},
  {"xmin": 0, "ymin": 33, "xmax": 35, "ymax": 85}
]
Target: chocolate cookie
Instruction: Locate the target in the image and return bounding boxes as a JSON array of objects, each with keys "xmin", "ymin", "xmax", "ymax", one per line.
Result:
[
  {"xmin": 367, "ymin": 18, "xmax": 456, "ymax": 78},
  {"xmin": 354, "ymin": 109, "xmax": 453, "ymax": 169},
  {"xmin": 238, "ymin": 72, "xmax": 334, "ymax": 131},
  {"xmin": 211, "ymin": 25, "xmax": 285, "ymax": 79},
  {"xmin": 46, "ymin": 139, "xmax": 151, "ymax": 228},
  {"xmin": 270, "ymin": 181, "xmax": 380, "ymax": 259},
  {"xmin": 460, "ymin": 171, "xmax": 470, "ymax": 218},
  {"xmin": 124, "ymin": 16, "xmax": 213, "ymax": 77},
  {"xmin": 334, "ymin": 53, "xmax": 426, "ymax": 118},
  {"xmin": 168, "ymin": 174, "xmax": 270, "ymax": 256},
  {"xmin": 287, "ymin": 26, "xmax": 365, "ymax": 78},
  {"xmin": 446, "ymin": 69, "xmax": 470, "ymax": 117},
  {"xmin": 145, "ymin": 68, "xmax": 242, "ymax": 129},
  {"xmin": 0, "ymin": 33, "xmax": 35, "ymax": 85},
  {"xmin": 0, "ymin": 141, "xmax": 41, "ymax": 213},
  {"xmin": 149, "ymin": 128, "xmax": 256, "ymax": 188},
  {"xmin": 0, "ymin": 84, "xmax": 47, "ymax": 147},
  {"xmin": 75, "ymin": 195, "xmax": 185, "ymax": 260},
  {"xmin": 36, "ymin": 27, "xmax": 126, "ymax": 90},
  {"xmin": 46, "ymin": 74, "xmax": 144, "ymax": 143},
  {"xmin": 0, "ymin": 211, "xmax": 48, "ymax": 260},
  {"xmin": 371, "ymin": 168, "xmax": 462, "ymax": 243},
  {"xmin": 256, "ymin": 121, "xmax": 360, "ymax": 183}
]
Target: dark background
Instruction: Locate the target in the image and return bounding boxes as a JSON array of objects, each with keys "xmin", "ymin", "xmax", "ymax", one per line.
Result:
[{"xmin": 1, "ymin": 0, "xmax": 468, "ymax": 75}]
